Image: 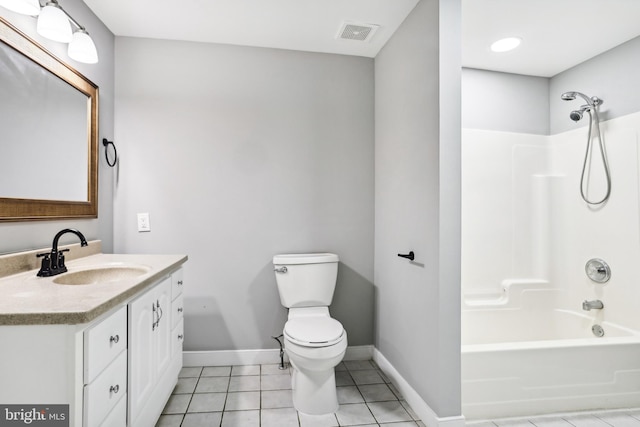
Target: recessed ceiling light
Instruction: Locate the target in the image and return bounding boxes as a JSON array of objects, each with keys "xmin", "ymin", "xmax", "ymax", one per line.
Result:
[{"xmin": 490, "ymin": 37, "xmax": 522, "ymax": 53}]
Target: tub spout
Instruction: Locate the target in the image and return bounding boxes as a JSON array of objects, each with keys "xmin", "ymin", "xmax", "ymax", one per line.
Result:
[{"xmin": 582, "ymin": 300, "xmax": 604, "ymax": 311}]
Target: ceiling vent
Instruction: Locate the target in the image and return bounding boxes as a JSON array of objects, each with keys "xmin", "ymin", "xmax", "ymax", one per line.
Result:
[{"xmin": 337, "ymin": 22, "xmax": 380, "ymax": 42}]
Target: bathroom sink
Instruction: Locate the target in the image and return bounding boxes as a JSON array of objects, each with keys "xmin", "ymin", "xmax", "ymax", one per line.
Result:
[{"xmin": 53, "ymin": 265, "xmax": 150, "ymax": 285}]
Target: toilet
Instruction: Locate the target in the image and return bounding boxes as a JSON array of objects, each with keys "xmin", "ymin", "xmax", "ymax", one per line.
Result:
[{"xmin": 272, "ymin": 253, "xmax": 347, "ymax": 415}]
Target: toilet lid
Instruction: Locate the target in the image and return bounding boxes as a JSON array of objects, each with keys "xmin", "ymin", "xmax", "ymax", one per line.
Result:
[{"xmin": 284, "ymin": 317, "xmax": 344, "ymax": 347}]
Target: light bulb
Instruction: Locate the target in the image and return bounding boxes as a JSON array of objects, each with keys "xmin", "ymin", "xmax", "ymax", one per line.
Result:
[
  {"xmin": 68, "ymin": 29, "xmax": 98, "ymax": 64},
  {"xmin": 490, "ymin": 37, "xmax": 522, "ymax": 53},
  {"xmin": 37, "ymin": 2, "xmax": 72, "ymax": 43}
]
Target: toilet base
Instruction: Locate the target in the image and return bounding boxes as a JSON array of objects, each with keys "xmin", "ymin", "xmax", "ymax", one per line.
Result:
[{"xmin": 291, "ymin": 365, "xmax": 338, "ymax": 415}]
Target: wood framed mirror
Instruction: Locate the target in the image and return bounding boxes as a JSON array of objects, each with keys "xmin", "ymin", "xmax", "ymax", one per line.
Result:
[{"xmin": 0, "ymin": 17, "xmax": 98, "ymax": 221}]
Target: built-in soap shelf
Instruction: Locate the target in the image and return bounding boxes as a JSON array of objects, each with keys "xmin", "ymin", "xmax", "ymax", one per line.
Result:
[{"xmin": 463, "ymin": 279, "xmax": 555, "ymax": 309}]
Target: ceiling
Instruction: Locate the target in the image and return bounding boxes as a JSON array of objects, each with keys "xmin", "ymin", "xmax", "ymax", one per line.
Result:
[
  {"xmin": 462, "ymin": 0, "xmax": 640, "ymax": 77},
  {"xmin": 83, "ymin": 0, "xmax": 640, "ymax": 77},
  {"xmin": 82, "ymin": 0, "xmax": 419, "ymax": 58}
]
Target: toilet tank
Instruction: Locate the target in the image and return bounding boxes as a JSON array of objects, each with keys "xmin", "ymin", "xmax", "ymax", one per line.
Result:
[{"xmin": 273, "ymin": 253, "xmax": 339, "ymax": 308}]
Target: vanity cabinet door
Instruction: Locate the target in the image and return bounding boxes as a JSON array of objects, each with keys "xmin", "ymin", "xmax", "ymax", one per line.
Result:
[
  {"xmin": 128, "ymin": 276, "xmax": 172, "ymax": 425},
  {"xmin": 155, "ymin": 280, "xmax": 172, "ymax": 376},
  {"xmin": 128, "ymin": 286, "xmax": 155, "ymax": 421}
]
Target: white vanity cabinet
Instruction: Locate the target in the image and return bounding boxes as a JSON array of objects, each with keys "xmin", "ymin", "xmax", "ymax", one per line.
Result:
[
  {"xmin": 0, "ymin": 259, "xmax": 186, "ymax": 427},
  {"xmin": 128, "ymin": 268, "xmax": 184, "ymax": 427}
]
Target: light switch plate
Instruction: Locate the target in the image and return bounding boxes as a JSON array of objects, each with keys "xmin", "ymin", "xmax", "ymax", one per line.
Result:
[{"xmin": 137, "ymin": 213, "xmax": 151, "ymax": 232}]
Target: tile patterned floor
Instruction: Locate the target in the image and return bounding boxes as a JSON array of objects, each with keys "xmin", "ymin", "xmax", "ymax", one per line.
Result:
[
  {"xmin": 156, "ymin": 360, "xmax": 426, "ymax": 427},
  {"xmin": 468, "ymin": 410, "xmax": 640, "ymax": 427}
]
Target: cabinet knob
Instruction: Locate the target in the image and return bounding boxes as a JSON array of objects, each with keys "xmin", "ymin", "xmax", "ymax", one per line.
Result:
[
  {"xmin": 178, "ymin": 334, "xmax": 184, "ymax": 340},
  {"xmin": 109, "ymin": 335, "xmax": 119, "ymax": 344},
  {"xmin": 177, "ymin": 280, "xmax": 183, "ymax": 286},
  {"xmin": 177, "ymin": 307, "xmax": 183, "ymax": 313},
  {"xmin": 110, "ymin": 384, "xmax": 120, "ymax": 394}
]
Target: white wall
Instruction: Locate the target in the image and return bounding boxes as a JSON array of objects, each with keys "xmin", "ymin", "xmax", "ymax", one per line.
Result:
[
  {"xmin": 0, "ymin": 5, "xmax": 115, "ymax": 254},
  {"xmin": 113, "ymin": 37, "xmax": 375, "ymax": 351},
  {"xmin": 375, "ymin": 0, "xmax": 461, "ymax": 418}
]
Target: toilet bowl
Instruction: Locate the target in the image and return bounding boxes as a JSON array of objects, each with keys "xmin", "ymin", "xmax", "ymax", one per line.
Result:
[
  {"xmin": 272, "ymin": 253, "xmax": 347, "ymax": 415},
  {"xmin": 284, "ymin": 307, "xmax": 347, "ymax": 414}
]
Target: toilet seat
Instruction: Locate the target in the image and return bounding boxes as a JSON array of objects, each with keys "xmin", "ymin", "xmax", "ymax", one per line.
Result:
[{"xmin": 284, "ymin": 316, "xmax": 344, "ymax": 347}]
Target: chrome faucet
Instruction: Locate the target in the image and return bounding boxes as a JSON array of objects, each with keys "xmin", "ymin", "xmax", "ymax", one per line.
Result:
[
  {"xmin": 582, "ymin": 299, "xmax": 604, "ymax": 311},
  {"xmin": 37, "ymin": 228, "xmax": 88, "ymax": 277}
]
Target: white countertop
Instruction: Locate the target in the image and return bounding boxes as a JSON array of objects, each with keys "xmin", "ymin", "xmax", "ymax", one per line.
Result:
[{"xmin": 0, "ymin": 253, "xmax": 187, "ymax": 325}]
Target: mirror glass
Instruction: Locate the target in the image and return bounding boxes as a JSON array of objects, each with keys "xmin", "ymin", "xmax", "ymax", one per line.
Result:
[{"xmin": 0, "ymin": 17, "xmax": 98, "ymax": 221}]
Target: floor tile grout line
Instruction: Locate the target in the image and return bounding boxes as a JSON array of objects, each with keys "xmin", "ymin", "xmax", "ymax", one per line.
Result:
[{"xmin": 172, "ymin": 362, "xmax": 425, "ymax": 427}]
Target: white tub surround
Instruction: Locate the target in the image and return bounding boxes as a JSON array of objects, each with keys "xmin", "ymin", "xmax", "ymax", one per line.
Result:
[
  {"xmin": 461, "ymin": 111, "xmax": 640, "ymax": 420},
  {"xmin": 0, "ymin": 245, "xmax": 187, "ymax": 427}
]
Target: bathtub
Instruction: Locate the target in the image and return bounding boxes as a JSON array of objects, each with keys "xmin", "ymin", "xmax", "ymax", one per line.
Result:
[{"xmin": 462, "ymin": 306, "xmax": 640, "ymax": 420}]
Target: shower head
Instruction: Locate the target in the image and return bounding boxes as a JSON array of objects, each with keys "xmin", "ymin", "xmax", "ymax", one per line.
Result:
[
  {"xmin": 569, "ymin": 105, "xmax": 590, "ymax": 122},
  {"xmin": 561, "ymin": 92, "xmax": 578, "ymax": 101},
  {"xmin": 570, "ymin": 109, "xmax": 584, "ymax": 122}
]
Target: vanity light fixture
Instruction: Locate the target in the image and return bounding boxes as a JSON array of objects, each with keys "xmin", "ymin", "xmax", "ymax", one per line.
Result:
[
  {"xmin": 0, "ymin": 0, "xmax": 40, "ymax": 16},
  {"xmin": 37, "ymin": 1, "xmax": 72, "ymax": 42},
  {"xmin": 68, "ymin": 28, "xmax": 98, "ymax": 64},
  {"xmin": 490, "ymin": 37, "xmax": 522, "ymax": 53},
  {"xmin": 0, "ymin": 0, "xmax": 98, "ymax": 64}
]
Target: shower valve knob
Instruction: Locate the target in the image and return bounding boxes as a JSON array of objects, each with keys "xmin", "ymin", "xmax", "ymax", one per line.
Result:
[{"xmin": 585, "ymin": 258, "xmax": 611, "ymax": 283}]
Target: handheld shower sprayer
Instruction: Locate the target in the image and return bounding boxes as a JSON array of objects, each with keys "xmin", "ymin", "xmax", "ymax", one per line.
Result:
[
  {"xmin": 561, "ymin": 92, "xmax": 603, "ymax": 122},
  {"xmin": 560, "ymin": 90, "xmax": 610, "ymax": 205},
  {"xmin": 561, "ymin": 91, "xmax": 603, "ymax": 106}
]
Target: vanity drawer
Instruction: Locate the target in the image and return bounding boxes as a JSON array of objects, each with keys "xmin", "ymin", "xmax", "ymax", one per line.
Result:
[
  {"xmin": 171, "ymin": 268, "xmax": 184, "ymax": 300},
  {"xmin": 172, "ymin": 319, "xmax": 184, "ymax": 356},
  {"xmin": 84, "ymin": 306, "xmax": 127, "ymax": 384},
  {"xmin": 84, "ymin": 350, "xmax": 127, "ymax": 427},
  {"xmin": 99, "ymin": 392, "xmax": 126, "ymax": 427},
  {"xmin": 172, "ymin": 293, "xmax": 184, "ymax": 328}
]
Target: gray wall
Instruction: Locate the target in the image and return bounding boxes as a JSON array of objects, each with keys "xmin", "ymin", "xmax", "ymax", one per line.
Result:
[
  {"xmin": 375, "ymin": 0, "xmax": 461, "ymax": 418},
  {"xmin": 0, "ymin": 4, "xmax": 115, "ymax": 255},
  {"xmin": 113, "ymin": 37, "xmax": 375, "ymax": 351},
  {"xmin": 462, "ymin": 68, "xmax": 549, "ymax": 135},
  {"xmin": 551, "ymin": 35, "xmax": 640, "ymax": 134}
]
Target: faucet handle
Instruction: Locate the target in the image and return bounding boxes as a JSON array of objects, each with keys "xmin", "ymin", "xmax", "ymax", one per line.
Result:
[
  {"xmin": 36, "ymin": 252, "xmax": 52, "ymax": 277},
  {"xmin": 57, "ymin": 249, "xmax": 70, "ymax": 272}
]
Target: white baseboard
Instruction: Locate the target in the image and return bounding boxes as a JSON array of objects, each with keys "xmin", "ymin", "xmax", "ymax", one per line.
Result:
[
  {"xmin": 373, "ymin": 348, "xmax": 466, "ymax": 427},
  {"xmin": 183, "ymin": 345, "xmax": 374, "ymax": 367}
]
